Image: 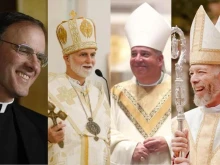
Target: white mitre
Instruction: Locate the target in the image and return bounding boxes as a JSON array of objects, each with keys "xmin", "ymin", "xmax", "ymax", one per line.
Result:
[
  {"xmin": 190, "ymin": 6, "xmax": 220, "ymax": 65},
  {"xmin": 215, "ymin": 16, "xmax": 220, "ymax": 32},
  {"xmin": 125, "ymin": 2, "xmax": 170, "ymax": 52}
]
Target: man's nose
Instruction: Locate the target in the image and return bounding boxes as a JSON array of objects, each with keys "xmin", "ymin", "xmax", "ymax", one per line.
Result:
[
  {"xmin": 190, "ymin": 74, "xmax": 200, "ymax": 84},
  {"xmin": 26, "ymin": 54, "xmax": 41, "ymax": 71},
  {"xmin": 135, "ymin": 54, "xmax": 143, "ymax": 61},
  {"xmin": 86, "ymin": 55, "xmax": 93, "ymax": 63}
]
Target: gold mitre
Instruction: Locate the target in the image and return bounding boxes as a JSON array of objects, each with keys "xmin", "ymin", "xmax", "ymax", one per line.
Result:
[
  {"xmin": 56, "ymin": 11, "xmax": 97, "ymax": 56},
  {"xmin": 190, "ymin": 6, "xmax": 220, "ymax": 65}
]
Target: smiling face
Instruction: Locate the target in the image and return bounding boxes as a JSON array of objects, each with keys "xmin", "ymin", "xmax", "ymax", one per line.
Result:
[
  {"xmin": 130, "ymin": 46, "xmax": 163, "ymax": 84},
  {"xmin": 0, "ymin": 22, "xmax": 45, "ymax": 101},
  {"xmin": 64, "ymin": 48, "xmax": 96, "ymax": 84},
  {"xmin": 189, "ymin": 65, "xmax": 220, "ymax": 107}
]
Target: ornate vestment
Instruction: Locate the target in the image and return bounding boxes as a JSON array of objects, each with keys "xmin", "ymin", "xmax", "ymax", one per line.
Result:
[
  {"xmin": 48, "ymin": 73, "xmax": 110, "ymax": 165},
  {"xmin": 172, "ymin": 105, "xmax": 220, "ymax": 165},
  {"xmin": 111, "ymin": 74, "xmax": 171, "ymax": 164}
]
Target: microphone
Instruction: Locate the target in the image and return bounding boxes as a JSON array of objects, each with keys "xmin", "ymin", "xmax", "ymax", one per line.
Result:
[
  {"xmin": 95, "ymin": 69, "xmax": 111, "ymax": 105},
  {"xmin": 95, "ymin": 69, "xmax": 103, "ymax": 77}
]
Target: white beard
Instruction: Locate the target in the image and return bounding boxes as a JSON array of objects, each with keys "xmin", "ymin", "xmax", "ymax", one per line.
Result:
[
  {"xmin": 70, "ymin": 59, "xmax": 93, "ymax": 78},
  {"xmin": 193, "ymin": 77, "xmax": 220, "ymax": 106},
  {"xmin": 194, "ymin": 93, "xmax": 212, "ymax": 106}
]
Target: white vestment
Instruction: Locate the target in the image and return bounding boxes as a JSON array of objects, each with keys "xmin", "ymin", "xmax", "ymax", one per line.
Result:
[
  {"xmin": 111, "ymin": 75, "xmax": 172, "ymax": 165},
  {"xmin": 172, "ymin": 105, "xmax": 220, "ymax": 165},
  {"xmin": 48, "ymin": 73, "xmax": 110, "ymax": 165}
]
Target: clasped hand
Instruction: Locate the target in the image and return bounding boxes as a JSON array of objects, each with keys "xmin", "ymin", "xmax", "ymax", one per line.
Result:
[{"xmin": 132, "ymin": 136, "xmax": 168, "ymax": 163}]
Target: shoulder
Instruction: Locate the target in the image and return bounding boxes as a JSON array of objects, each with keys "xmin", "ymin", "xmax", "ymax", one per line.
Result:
[
  {"xmin": 164, "ymin": 73, "xmax": 171, "ymax": 79},
  {"xmin": 161, "ymin": 73, "xmax": 171, "ymax": 88},
  {"xmin": 172, "ymin": 107, "xmax": 199, "ymax": 122},
  {"xmin": 17, "ymin": 104, "xmax": 47, "ymax": 120},
  {"xmin": 15, "ymin": 103, "xmax": 47, "ymax": 128},
  {"xmin": 183, "ymin": 107, "xmax": 203, "ymax": 128},
  {"xmin": 184, "ymin": 107, "xmax": 200, "ymax": 117},
  {"xmin": 111, "ymin": 79, "xmax": 133, "ymax": 99},
  {"xmin": 48, "ymin": 72, "xmax": 66, "ymax": 83},
  {"xmin": 112, "ymin": 79, "xmax": 133, "ymax": 91},
  {"xmin": 90, "ymin": 80, "xmax": 103, "ymax": 92},
  {"xmin": 172, "ymin": 107, "xmax": 200, "ymax": 130}
]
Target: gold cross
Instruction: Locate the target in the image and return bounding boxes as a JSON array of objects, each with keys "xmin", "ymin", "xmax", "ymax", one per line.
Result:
[
  {"xmin": 48, "ymin": 101, "xmax": 67, "ymax": 148},
  {"xmin": 48, "ymin": 101, "xmax": 67, "ymax": 126},
  {"xmin": 70, "ymin": 10, "xmax": 77, "ymax": 19}
]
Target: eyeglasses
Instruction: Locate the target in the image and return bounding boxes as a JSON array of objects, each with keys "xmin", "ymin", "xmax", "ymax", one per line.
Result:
[{"xmin": 0, "ymin": 39, "xmax": 48, "ymax": 67}]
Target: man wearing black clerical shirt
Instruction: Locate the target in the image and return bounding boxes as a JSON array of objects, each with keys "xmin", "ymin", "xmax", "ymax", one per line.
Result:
[{"xmin": 0, "ymin": 12, "xmax": 48, "ymax": 164}]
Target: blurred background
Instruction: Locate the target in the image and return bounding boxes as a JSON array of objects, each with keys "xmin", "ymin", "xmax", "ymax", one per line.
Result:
[
  {"xmin": 0, "ymin": 0, "xmax": 47, "ymax": 116},
  {"xmin": 171, "ymin": 0, "xmax": 220, "ymax": 117},
  {"xmin": 110, "ymin": 0, "xmax": 171, "ymax": 88}
]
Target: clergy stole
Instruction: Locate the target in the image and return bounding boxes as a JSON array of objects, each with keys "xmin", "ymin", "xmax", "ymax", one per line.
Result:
[
  {"xmin": 172, "ymin": 112, "xmax": 220, "ymax": 165},
  {"xmin": 49, "ymin": 92, "xmax": 91, "ymax": 165},
  {"xmin": 189, "ymin": 113, "xmax": 220, "ymax": 165}
]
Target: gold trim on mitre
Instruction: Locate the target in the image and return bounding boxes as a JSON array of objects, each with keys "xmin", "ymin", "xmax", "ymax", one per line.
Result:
[
  {"xmin": 80, "ymin": 18, "xmax": 93, "ymax": 38},
  {"xmin": 57, "ymin": 24, "xmax": 67, "ymax": 45},
  {"xmin": 56, "ymin": 10, "xmax": 97, "ymax": 56},
  {"xmin": 190, "ymin": 6, "xmax": 220, "ymax": 65}
]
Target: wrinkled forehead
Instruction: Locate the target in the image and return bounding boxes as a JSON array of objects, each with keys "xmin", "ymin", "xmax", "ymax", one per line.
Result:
[
  {"xmin": 189, "ymin": 64, "xmax": 215, "ymax": 72},
  {"xmin": 72, "ymin": 48, "xmax": 96, "ymax": 55}
]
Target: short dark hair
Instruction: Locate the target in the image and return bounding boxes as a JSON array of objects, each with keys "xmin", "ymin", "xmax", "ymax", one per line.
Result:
[{"xmin": 0, "ymin": 11, "xmax": 46, "ymax": 37}]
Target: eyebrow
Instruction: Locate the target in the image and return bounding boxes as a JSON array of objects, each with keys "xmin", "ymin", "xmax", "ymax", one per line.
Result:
[
  {"xmin": 80, "ymin": 52, "xmax": 96, "ymax": 54},
  {"xmin": 131, "ymin": 50, "xmax": 150, "ymax": 53},
  {"xmin": 189, "ymin": 68, "xmax": 207, "ymax": 72}
]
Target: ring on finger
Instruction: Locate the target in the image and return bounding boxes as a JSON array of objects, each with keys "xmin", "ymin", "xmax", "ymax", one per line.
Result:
[{"xmin": 140, "ymin": 156, "xmax": 145, "ymax": 162}]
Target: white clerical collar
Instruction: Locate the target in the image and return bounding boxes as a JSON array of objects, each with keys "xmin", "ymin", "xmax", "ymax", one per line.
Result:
[
  {"xmin": 137, "ymin": 71, "xmax": 164, "ymax": 87},
  {"xmin": 201, "ymin": 104, "xmax": 220, "ymax": 113},
  {"xmin": 0, "ymin": 99, "xmax": 14, "ymax": 113},
  {"xmin": 68, "ymin": 77, "xmax": 82, "ymax": 86}
]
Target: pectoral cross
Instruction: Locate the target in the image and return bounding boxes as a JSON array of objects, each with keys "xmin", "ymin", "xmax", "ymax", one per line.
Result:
[{"xmin": 48, "ymin": 101, "xmax": 68, "ymax": 148}]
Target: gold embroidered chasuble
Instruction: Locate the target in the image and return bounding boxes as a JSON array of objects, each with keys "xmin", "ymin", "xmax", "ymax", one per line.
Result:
[
  {"xmin": 111, "ymin": 75, "xmax": 171, "ymax": 164},
  {"xmin": 172, "ymin": 106, "xmax": 220, "ymax": 165},
  {"xmin": 48, "ymin": 73, "xmax": 110, "ymax": 165},
  {"xmin": 112, "ymin": 75, "xmax": 171, "ymax": 138}
]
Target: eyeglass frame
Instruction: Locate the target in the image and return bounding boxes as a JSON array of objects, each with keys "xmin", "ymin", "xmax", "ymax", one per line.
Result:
[{"xmin": 0, "ymin": 39, "xmax": 48, "ymax": 67}]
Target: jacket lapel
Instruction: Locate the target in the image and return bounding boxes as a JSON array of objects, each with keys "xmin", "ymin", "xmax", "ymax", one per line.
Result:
[{"xmin": 13, "ymin": 104, "xmax": 46, "ymax": 164}]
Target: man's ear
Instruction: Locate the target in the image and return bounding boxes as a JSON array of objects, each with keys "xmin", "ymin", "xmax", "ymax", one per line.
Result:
[
  {"xmin": 158, "ymin": 55, "xmax": 164, "ymax": 66},
  {"xmin": 63, "ymin": 55, "xmax": 70, "ymax": 65}
]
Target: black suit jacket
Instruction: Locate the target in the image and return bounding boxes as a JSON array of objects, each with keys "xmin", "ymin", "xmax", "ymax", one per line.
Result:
[{"xmin": 0, "ymin": 102, "xmax": 47, "ymax": 164}]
